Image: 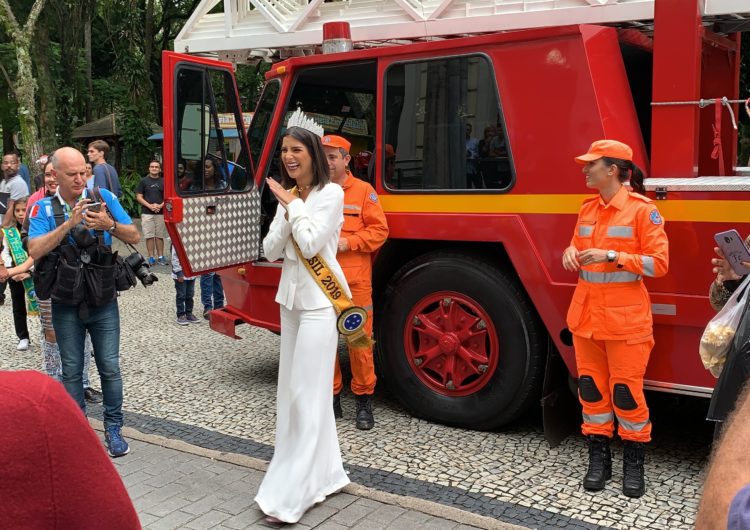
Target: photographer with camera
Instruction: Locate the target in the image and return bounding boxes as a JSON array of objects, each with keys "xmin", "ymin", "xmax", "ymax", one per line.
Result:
[{"xmin": 28, "ymin": 147, "xmax": 141, "ymax": 458}]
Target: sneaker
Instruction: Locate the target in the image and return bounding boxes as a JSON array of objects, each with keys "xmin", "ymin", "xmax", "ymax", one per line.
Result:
[
  {"xmin": 177, "ymin": 315, "xmax": 189, "ymax": 325},
  {"xmin": 203, "ymin": 308, "xmax": 211, "ymax": 320},
  {"xmin": 105, "ymin": 425, "xmax": 130, "ymax": 457},
  {"xmin": 148, "ymin": 256, "xmax": 156, "ymax": 265},
  {"xmin": 186, "ymin": 313, "xmax": 200, "ymax": 324},
  {"xmin": 84, "ymin": 387, "xmax": 103, "ymax": 404},
  {"xmin": 157, "ymin": 256, "xmax": 169, "ymax": 266},
  {"xmin": 17, "ymin": 338, "xmax": 29, "ymax": 351}
]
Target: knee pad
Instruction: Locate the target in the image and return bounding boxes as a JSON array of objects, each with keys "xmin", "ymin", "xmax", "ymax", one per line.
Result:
[
  {"xmin": 578, "ymin": 375, "xmax": 602, "ymax": 402},
  {"xmin": 613, "ymin": 383, "xmax": 638, "ymax": 410}
]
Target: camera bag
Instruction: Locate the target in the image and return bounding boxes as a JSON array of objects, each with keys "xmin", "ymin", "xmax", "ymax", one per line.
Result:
[{"xmin": 90, "ymin": 186, "xmax": 137, "ymax": 292}]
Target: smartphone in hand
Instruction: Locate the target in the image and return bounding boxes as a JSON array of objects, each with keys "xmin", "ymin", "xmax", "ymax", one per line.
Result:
[
  {"xmin": 84, "ymin": 201, "xmax": 103, "ymax": 213},
  {"xmin": 714, "ymin": 229, "xmax": 750, "ymax": 276}
]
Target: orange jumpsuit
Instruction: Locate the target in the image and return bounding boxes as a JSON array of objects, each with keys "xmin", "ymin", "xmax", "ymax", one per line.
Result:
[
  {"xmin": 333, "ymin": 173, "xmax": 389, "ymax": 396},
  {"xmin": 566, "ymin": 186, "xmax": 669, "ymax": 442}
]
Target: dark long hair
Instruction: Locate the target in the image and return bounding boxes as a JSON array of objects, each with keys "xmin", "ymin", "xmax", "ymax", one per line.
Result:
[
  {"xmin": 279, "ymin": 127, "xmax": 330, "ymax": 191},
  {"xmin": 602, "ymin": 156, "xmax": 646, "ymax": 195}
]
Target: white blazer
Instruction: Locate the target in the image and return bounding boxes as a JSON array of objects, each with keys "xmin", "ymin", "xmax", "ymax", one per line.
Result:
[{"xmin": 263, "ymin": 182, "xmax": 351, "ymax": 311}]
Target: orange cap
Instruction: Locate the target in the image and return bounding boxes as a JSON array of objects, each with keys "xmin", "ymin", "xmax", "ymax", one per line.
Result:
[
  {"xmin": 321, "ymin": 135, "xmax": 351, "ymax": 153},
  {"xmin": 574, "ymin": 140, "xmax": 633, "ymax": 164}
]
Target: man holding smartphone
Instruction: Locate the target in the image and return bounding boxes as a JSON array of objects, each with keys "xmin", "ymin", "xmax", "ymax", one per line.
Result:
[{"xmin": 28, "ymin": 147, "xmax": 140, "ymax": 458}]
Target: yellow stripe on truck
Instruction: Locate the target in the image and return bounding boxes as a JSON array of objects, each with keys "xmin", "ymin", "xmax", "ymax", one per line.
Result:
[{"xmin": 378, "ymin": 195, "xmax": 750, "ymax": 223}]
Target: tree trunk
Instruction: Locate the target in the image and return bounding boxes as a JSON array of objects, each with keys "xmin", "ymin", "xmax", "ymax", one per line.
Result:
[
  {"xmin": 14, "ymin": 43, "xmax": 43, "ymax": 173},
  {"xmin": 0, "ymin": 0, "xmax": 47, "ymax": 173}
]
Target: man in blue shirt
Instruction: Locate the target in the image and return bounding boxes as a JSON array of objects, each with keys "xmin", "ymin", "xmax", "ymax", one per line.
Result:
[
  {"xmin": 28, "ymin": 147, "xmax": 140, "ymax": 458},
  {"xmin": 86, "ymin": 140, "xmax": 123, "ymax": 198}
]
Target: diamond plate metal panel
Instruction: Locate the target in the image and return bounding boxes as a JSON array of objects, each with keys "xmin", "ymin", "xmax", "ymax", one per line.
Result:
[{"xmin": 176, "ymin": 187, "xmax": 262, "ymax": 273}]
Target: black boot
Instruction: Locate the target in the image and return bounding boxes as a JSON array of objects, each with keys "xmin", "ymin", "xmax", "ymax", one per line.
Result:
[
  {"xmin": 333, "ymin": 393, "xmax": 343, "ymax": 419},
  {"xmin": 583, "ymin": 435, "xmax": 612, "ymax": 491},
  {"xmin": 622, "ymin": 441, "xmax": 646, "ymax": 498},
  {"xmin": 355, "ymin": 394, "xmax": 374, "ymax": 430}
]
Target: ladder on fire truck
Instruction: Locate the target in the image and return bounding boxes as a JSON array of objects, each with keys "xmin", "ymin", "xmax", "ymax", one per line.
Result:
[{"xmin": 176, "ymin": 0, "xmax": 750, "ymax": 60}]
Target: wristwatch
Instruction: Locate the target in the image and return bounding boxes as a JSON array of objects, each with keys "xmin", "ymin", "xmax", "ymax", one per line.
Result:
[
  {"xmin": 606, "ymin": 250, "xmax": 617, "ymax": 263},
  {"xmin": 108, "ymin": 221, "xmax": 117, "ymax": 234}
]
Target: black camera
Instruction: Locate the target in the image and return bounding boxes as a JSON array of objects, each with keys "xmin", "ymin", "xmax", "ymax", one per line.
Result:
[{"xmin": 123, "ymin": 252, "xmax": 159, "ymax": 287}]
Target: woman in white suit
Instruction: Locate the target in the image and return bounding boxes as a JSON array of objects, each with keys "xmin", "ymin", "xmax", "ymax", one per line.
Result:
[{"xmin": 255, "ymin": 118, "xmax": 351, "ymax": 525}]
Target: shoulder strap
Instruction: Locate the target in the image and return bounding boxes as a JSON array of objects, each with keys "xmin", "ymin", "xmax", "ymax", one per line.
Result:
[
  {"xmin": 50, "ymin": 199, "xmax": 70, "ymax": 246},
  {"xmin": 91, "ymin": 187, "xmax": 106, "ymax": 245}
]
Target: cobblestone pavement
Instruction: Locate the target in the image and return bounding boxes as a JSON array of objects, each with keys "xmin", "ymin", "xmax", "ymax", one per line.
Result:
[
  {"xmin": 95, "ymin": 422, "xmax": 502, "ymax": 530},
  {"xmin": 0, "ymin": 245, "xmax": 711, "ymax": 530}
]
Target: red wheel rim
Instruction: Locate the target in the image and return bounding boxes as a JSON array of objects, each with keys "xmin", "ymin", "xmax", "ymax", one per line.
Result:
[{"xmin": 403, "ymin": 291, "xmax": 499, "ymax": 396}]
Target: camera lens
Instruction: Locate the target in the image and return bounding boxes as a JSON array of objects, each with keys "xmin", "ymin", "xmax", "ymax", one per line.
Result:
[{"xmin": 725, "ymin": 236, "xmax": 732, "ymax": 244}]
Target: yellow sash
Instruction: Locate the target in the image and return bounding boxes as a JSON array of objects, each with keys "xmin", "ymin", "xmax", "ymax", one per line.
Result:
[{"xmin": 289, "ymin": 186, "xmax": 370, "ymax": 347}]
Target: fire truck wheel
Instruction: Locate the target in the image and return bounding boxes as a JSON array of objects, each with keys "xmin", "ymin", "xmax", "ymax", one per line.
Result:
[{"xmin": 377, "ymin": 252, "xmax": 545, "ymax": 430}]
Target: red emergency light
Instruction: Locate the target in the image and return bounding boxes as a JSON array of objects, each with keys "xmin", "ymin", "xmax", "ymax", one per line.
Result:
[{"xmin": 322, "ymin": 22, "xmax": 353, "ymax": 54}]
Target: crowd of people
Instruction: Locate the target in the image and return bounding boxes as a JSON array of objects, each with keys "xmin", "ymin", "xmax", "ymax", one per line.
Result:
[{"xmin": 2, "ymin": 127, "xmax": 750, "ymax": 528}]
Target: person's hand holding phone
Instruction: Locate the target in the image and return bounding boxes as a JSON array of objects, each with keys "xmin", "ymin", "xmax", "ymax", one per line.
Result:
[
  {"xmin": 83, "ymin": 202, "xmax": 112, "ymax": 231},
  {"xmin": 712, "ymin": 246, "xmax": 746, "ymax": 284},
  {"xmin": 713, "ymin": 229, "xmax": 750, "ymax": 280}
]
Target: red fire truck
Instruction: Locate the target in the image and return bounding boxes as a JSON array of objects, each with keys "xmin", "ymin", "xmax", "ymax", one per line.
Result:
[{"xmin": 161, "ymin": 0, "xmax": 750, "ymax": 436}]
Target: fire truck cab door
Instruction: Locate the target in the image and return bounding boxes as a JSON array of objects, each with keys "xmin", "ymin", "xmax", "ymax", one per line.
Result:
[{"xmin": 161, "ymin": 51, "xmax": 261, "ymax": 276}]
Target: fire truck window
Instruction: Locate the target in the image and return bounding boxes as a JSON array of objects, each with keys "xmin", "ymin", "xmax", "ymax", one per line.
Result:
[
  {"xmin": 384, "ymin": 55, "xmax": 511, "ymax": 191},
  {"xmin": 174, "ymin": 67, "xmax": 252, "ymax": 195},
  {"xmin": 280, "ymin": 61, "xmax": 377, "ymax": 184},
  {"xmin": 249, "ymin": 80, "xmax": 280, "ymax": 166}
]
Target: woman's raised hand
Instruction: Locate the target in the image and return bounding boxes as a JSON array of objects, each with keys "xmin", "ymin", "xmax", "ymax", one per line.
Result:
[{"xmin": 266, "ymin": 178, "xmax": 297, "ymax": 207}]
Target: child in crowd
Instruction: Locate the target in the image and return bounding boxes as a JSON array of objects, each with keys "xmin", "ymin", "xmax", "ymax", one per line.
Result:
[
  {"xmin": 172, "ymin": 245, "xmax": 199, "ymax": 325},
  {"xmin": 1, "ymin": 196, "xmax": 35, "ymax": 351}
]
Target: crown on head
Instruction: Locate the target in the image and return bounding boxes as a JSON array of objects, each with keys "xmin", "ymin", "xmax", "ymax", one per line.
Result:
[{"xmin": 286, "ymin": 107, "xmax": 324, "ymax": 137}]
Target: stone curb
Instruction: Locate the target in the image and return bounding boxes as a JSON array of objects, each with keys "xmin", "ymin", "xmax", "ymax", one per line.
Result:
[{"xmin": 90, "ymin": 419, "xmax": 527, "ymax": 530}]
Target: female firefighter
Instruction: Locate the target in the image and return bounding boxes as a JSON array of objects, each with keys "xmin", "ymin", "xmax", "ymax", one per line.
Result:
[
  {"xmin": 562, "ymin": 139, "xmax": 669, "ymax": 498},
  {"xmin": 255, "ymin": 110, "xmax": 350, "ymax": 524}
]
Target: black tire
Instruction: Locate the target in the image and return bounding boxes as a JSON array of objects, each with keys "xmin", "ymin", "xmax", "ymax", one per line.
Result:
[{"xmin": 376, "ymin": 251, "xmax": 545, "ymax": 430}]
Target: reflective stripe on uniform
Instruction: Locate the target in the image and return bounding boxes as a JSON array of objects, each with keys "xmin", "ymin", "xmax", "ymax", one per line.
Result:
[
  {"xmin": 616, "ymin": 416, "xmax": 650, "ymax": 432},
  {"xmin": 607, "ymin": 225, "xmax": 633, "ymax": 238},
  {"xmin": 579, "ymin": 270, "xmax": 641, "ymax": 283},
  {"xmin": 582, "ymin": 412, "xmax": 614, "ymax": 425},
  {"xmin": 579, "ymin": 225, "xmax": 593, "ymax": 236},
  {"xmin": 642, "ymin": 256, "xmax": 655, "ymax": 277},
  {"xmin": 344, "ymin": 204, "xmax": 361, "ymax": 211}
]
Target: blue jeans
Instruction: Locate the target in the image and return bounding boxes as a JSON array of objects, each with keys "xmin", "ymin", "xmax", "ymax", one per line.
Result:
[
  {"xmin": 52, "ymin": 301, "xmax": 123, "ymax": 428},
  {"xmin": 200, "ymin": 273, "xmax": 224, "ymax": 311},
  {"xmin": 175, "ymin": 279, "xmax": 196, "ymax": 316}
]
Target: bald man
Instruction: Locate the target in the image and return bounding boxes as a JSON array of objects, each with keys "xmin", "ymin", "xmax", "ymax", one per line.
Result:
[{"xmin": 29, "ymin": 147, "xmax": 140, "ymax": 458}]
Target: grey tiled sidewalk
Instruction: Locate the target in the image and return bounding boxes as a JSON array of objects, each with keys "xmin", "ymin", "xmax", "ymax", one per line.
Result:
[{"xmin": 100, "ymin": 424, "xmax": 522, "ymax": 530}]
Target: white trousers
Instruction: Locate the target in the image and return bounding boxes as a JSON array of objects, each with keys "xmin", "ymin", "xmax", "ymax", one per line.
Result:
[{"xmin": 255, "ymin": 305, "xmax": 350, "ymax": 523}]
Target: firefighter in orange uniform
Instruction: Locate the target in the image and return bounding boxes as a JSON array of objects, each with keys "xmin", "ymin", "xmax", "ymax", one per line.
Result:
[
  {"xmin": 322, "ymin": 135, "xmax": 389, "ymax": 430},
  {"xmin": 562, "ymin": 140, "xmax": 668, "ymax": 498}
]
